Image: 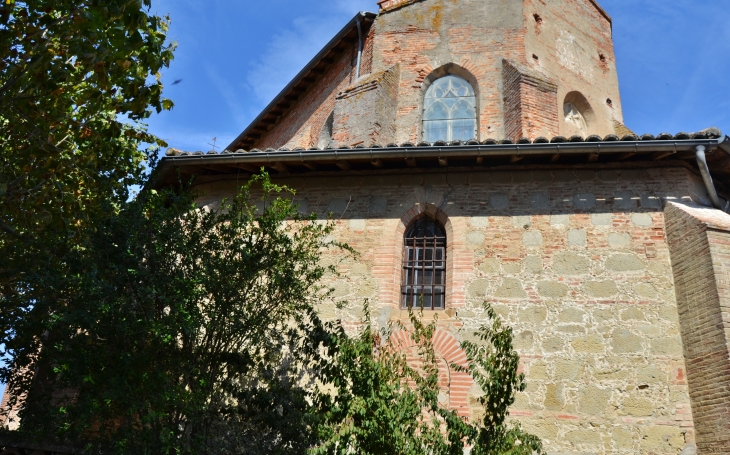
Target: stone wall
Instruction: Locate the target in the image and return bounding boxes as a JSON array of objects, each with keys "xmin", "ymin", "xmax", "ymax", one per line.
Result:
[
  {"xmin": 333, "ymin": 64, "xmax": 401, "ymax": 147},
  {"xmin": 665, "ymin": 202, "xmax": 730, "ymax": 454},
  {"xmin": 194, "ymin": 165, "xmax": 708, "ymax": 454}
]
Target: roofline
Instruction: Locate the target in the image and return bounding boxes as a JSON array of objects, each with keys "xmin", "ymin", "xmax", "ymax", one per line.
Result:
[
  {"xmin": 152, "ymin": 137, "xmax": 729, "ymax": 188},
  {"xmin": 226, "ymin": 11, "xmax": 377, "ymax": 152},
  {"xmin": 587, "ymin": 0, "xmax": 612, "ymax": 26}
]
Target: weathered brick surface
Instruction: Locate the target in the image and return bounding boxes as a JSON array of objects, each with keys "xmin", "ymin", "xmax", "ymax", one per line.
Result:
[
  {"xmin": 333, "ymin": 64, "xmax": 401, "ymax": 147},
  {"xmin": 502, "ymin": 60, "xmax": 559, "ymax": 141},
  {"xmin": 177, "ymin": 2, "xmax": 723, "ymax": 453},
  {"xmin": 0, "ymin": 385, "xmax": 9, "ymax": 425},
  {"xmin": 249, "ymin": 0, "xmax": 623, "ymax": 150},
  {"xmin": 195, "ymin": 165, "xmax": 706, "ymax": 454},
  {"xmin": 249, "ymin": 25, "xmax": 373, "ymax": 151},
  {"xmin": 665, "ymin": 202, "xmax": 730, "ymax": 454},
  {"xmin": 523, "ymin": 0, "xmax": 621, "ymax": 137}
]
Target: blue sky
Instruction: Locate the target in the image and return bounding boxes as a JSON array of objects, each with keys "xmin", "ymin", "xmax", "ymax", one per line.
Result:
[
  {"xmin": 1, "ymin": 0, "xmax": 729, "ymax": 402},
  {"xmin": 143, "ymin": 0, "xmax": 730, "ymax": 153}
]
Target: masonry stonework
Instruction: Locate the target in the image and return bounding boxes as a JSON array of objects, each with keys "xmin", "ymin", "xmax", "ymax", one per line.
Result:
[
  {"xmin": 160, "ymin": 0, "xmax": 730, "ymax": 451},
  {"xmin": 243, "ymin": 0, "xmax": 624, "ymax": 151},
  {"xmin": 190, "ymin": 165, "xmax": 715, "ymax": 454}
]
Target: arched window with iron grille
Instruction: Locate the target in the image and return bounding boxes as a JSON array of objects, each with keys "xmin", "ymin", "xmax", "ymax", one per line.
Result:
[{"xmin": 401, "ymin": 217, "xmax": 446, "ymax": 310}]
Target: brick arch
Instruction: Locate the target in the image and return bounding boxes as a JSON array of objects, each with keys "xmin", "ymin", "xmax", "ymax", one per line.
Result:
[
  {"xmin": 418, "ymin": 63, "xmax": 481, "ymax": 142},
  {"xmin": 390, "ymin": 328, "xmax": 472, "ymax": 417}
]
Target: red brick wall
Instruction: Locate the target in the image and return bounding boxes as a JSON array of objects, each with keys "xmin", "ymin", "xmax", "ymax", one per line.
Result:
[
  {"xmin": 251, "ymin": 25, "xmax": 375, "ymax": 151},
  {"xmin": 665, "ymin": 202, "xmax": 730, "ymax": 453},
  {"xmin": 361, "ymin": 23, "xmax": 375, "ymax": 76},
  {"xmin": 373, "ymin": 22, "xmax": 527, "ymax": 142},
  {"xmin": 502, "ymin": 60, "xmax": 559, "ymax": 141},
  {"xmin": 524, "ymin": 0, "xmax": 622, "ymax": 136},
  {"xmin": 332, "ymin": 64, "xmax": 401, "ymax": 147},
  {"xmin": 250, "ymin": 0, "xmax": 623, "ymax": 150},
  {"xmin": 391, "ymin": 328, "xmax": 471, "ymax": 417}
]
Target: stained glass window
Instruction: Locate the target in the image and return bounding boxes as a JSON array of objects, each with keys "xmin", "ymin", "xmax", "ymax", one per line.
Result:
[
  {"xmin": 423, "ymin": 75, "xmax": 477, "ymax": 143},
  {"xmin": 401, "ymin": 217, "xmax": 446, "ymax": 310}
]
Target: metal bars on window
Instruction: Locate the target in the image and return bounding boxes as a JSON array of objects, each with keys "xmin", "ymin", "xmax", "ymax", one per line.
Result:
[{"xmin": 401, "ymin": 217, "xmax": 446, "ymax": 310}]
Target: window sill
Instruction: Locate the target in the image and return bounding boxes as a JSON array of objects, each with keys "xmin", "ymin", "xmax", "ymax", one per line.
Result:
[{"xmin": 392, "ymin": 308, "xmax": 457, "ymax": 321}]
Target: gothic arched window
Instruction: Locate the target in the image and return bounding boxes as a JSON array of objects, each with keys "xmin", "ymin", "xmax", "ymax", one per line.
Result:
[
  {"xmin": 401, "ymin": 217, "xmax": 446, "ymax": 310},
  {"xmin": 423, "ymin": 75, "xmax": 477, "ymax": 143}
]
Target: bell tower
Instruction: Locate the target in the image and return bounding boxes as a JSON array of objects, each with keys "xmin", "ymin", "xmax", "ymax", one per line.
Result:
[{"xmin": 360, "ymin": 0, "xmax": 624, "ymax": 144}]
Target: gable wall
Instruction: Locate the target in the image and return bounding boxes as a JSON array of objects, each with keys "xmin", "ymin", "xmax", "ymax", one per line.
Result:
[
  {"xmin": 250, "ymin": 30, "xmax": 369, "ymax": 151},
  {"xmin": 247, "ymin": 0, "xmax": 624, "ymax": 151}
]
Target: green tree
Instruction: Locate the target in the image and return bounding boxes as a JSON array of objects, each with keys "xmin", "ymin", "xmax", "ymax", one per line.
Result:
[
  {"xmin": 311, "ymin": 306, "xmax": 543, "ymax": 455},
  {"xmin": 0, "ymin": 0, "xmax": 175, "ymax": 337},
  {"xmin": 0, "ymin": 1, "xmax": 540, "ymax": 453},
  {"xmin": 1, "ymin": 174, "xmax": 341, "ymax": 454},
  {"xmin": 0, "ymin": 2, "xmax": 174, "ymax": 448},
  {"xmin": 1, "ymin": 172, "xmax": 542, "ymax": 454},
  {"xmin": 0, "ymin": 0, "xmax": 174, "ymax": 240}
]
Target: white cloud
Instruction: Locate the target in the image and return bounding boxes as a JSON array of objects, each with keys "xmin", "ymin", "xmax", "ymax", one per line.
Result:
[
  {"xmin": 206, "ymin": 66, "xmax": 249, "ymax": 126},
  {"xmin": 244, "ymin": 1, "xmax": 377, "ymax": 106},
  {"xmin": 244, "ymin": 16, "xmax": 342, "ymax": 105}
]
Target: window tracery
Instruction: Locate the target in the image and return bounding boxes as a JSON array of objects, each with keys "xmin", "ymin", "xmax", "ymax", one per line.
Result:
[{"xmin": 423, "ymin": 75, "xmax": 477, "ymax": 142}]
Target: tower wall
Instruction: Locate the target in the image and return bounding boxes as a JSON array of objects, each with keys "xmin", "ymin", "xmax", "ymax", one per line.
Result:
[
  {"xmin": 248, "ymin": 0, "xmax": 627, "ymax": 150},
  {"xmin": 524, "ymin": 0, "xmax": 623, "ymax": 138}
]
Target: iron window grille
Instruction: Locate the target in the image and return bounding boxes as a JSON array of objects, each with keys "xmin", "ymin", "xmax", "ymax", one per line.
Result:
[{"xmin": 401, "ymin": 217, "xmax": 446, "ymax": 310}]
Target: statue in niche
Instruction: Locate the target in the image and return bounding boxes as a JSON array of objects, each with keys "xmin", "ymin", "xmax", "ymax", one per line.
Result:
[{"xmin": 564, "ymin": 102, "xmax": 587, "ymax": 135}]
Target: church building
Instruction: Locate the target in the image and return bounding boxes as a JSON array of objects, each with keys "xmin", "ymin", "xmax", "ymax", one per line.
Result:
[{"xmin": 6, "ymin": 0, "xmax": 730, "ymax": 454}]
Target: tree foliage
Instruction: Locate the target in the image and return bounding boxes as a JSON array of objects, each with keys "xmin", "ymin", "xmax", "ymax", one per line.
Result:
[
  {"xmin": 0, "ymin": 2, "xmax": 543, "ymax": 452},
  {"xmin": 1, "ymin": 172, "xmax": 542, "ymax": 454},
  {"xmin": 1, "ymin": 3, "xmax": 175, "ymax": 446},
  {"xmin": 0, "ymin": 0, "xmax": 174, "ymax": 243},
  {"xmin": 311, "ymin": 305, "xmax": 543, "ymax": 455},
  {"xmin": 1, "ymin": 175, "xmax": 340, "ymax": 454}
]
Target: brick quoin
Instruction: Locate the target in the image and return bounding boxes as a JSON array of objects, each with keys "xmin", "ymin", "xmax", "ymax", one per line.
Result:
[
  {"xmin": 0, "ymin": 386, "xmax": 9, "ymax": 426},
  {"xmin": 665, "ymin": 202, "xmax": 730, "ymax": 453}
]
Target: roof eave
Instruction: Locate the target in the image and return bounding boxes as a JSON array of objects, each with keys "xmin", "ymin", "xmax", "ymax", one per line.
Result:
[{"xmin": 150, "ymin": 137, "xmax": 728, "ymax": 189}]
